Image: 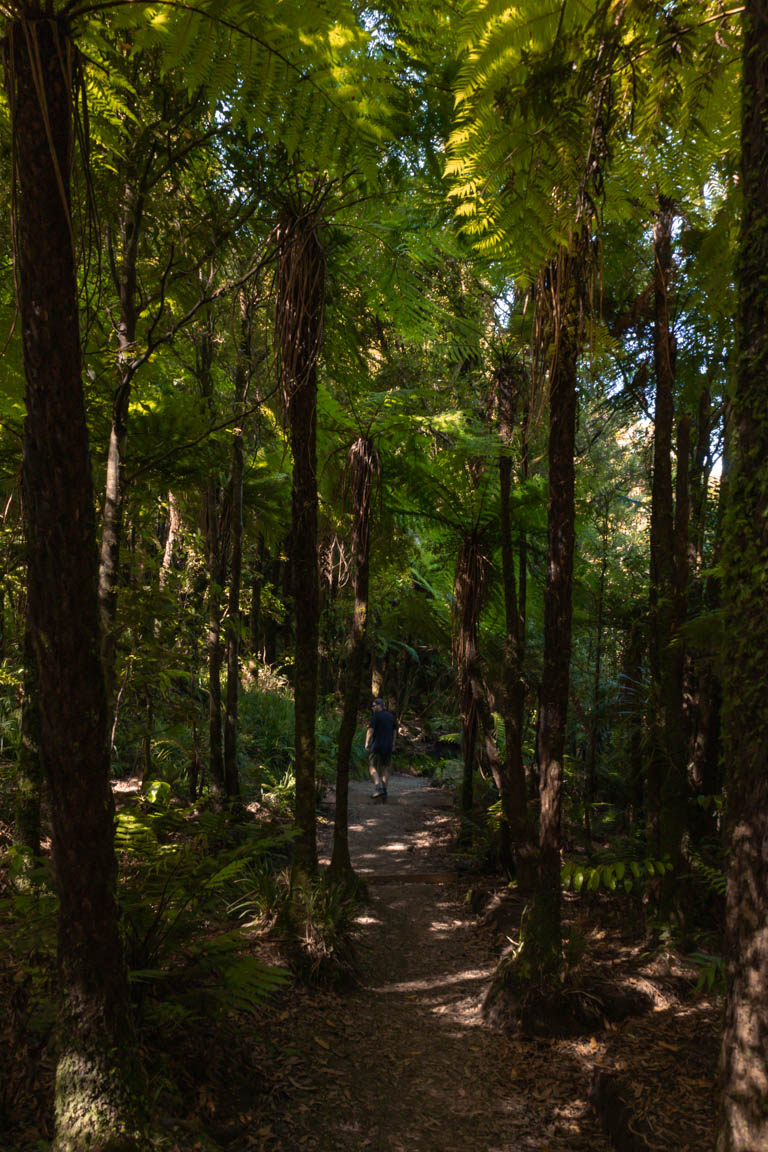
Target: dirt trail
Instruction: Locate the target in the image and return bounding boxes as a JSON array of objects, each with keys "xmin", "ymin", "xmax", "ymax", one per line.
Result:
[{"xmin": 253, "ymin": 774, "xmax": 610, "ymax": 1152}]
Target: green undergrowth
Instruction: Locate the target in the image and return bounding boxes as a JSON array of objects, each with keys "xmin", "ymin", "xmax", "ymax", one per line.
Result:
[{"xmin": 232, "ymin": 865, "xmax": 361, "ymax": 986}]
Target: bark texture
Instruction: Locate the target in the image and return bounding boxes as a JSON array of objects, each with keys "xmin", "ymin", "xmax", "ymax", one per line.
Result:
[
  {"xmin": 199, "ymin": 326, "xmax": 227, "ymax": 796},
  {"xmin": 276, "ymin": 195, "xmax": 326, "ymax": 874},
  {"xmin": 330, "ymin": 438, "xmax": 378, "ymax": 879},
  {"xmin": 453, "ymin": 531, "xmax": 486, "ymax": 845},
  {"xmin": 717, "ymin": 4, "xmax": 768, "ymax": 1147},
  {"xmin": 6, "ymin": 16, "xmax": 145, "ymax": 1148},
  {"xmin": 224, "ymin": 324, "xmax": 247, "ymax": 800},
  {"xmin": 647, "ymin": 198, "xmax": 687, "ymax": 867},
  {"xmin": 98, "ymin": 148, "xmax": 149, "ymax": 707},
  {"xmin": 528, "ymin": 249, "xmax": 580, "ymax": 967},
  {"xmin": 497, "ymin": 362, "xmax": 536, "ymax": 887}
]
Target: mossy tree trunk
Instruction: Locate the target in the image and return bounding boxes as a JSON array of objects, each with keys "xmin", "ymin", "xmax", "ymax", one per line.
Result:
[
  {"xmin": 717, "ymin": 4, "xmax": 768, "ymax": 1147},
  {"xmin": 276, "ymin": 188, "xmax": 328, "ymax": 875},
  {"xmin": 330, "ymin": 437, "xmax": 379, "ymax": 880},
  {"xmin": 5, "ymin": 15, "xmax": 145, "ymax": 1148}
]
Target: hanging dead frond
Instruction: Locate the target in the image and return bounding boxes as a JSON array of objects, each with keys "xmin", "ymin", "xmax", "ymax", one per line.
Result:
[{"xmin": 274, "ymin": 178, "xmax": 334, "ymax": 419}]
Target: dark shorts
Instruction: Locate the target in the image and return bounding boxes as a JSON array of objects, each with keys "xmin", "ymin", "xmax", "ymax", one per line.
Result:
[{"xmin": 369, "ymin": 751, "xmax": 392, "ymax": 771}]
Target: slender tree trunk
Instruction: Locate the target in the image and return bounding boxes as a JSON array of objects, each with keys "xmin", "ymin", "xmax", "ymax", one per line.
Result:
[
  {"xmin": 199, "ymin": 327, "xmax": 227, "ymax": 796},
  {"xmin": 659, "ymin": 410, "xmax": 690, "ymax": 869},
  {"xmin": 687, "ymin": 387, "xmax": 718, "ymax": 837},
  {"xmin": 497, "ymin": 365, "xmax": 536, "ymax": 887},
  {"xmin": 528, "ymin": 248, "xmax": 580, "ymax": 971},
  {"xmin": 717, "ymin": 5, "xmax": 768, "ymax": 1146},
  {"xmin": 585, "ymin": 501, "xmax": 609, "ymax": 843},
  {"xmin": 647, "ymin": 198, "xmax": 688, "ymax": 867},
  {"xmin": 249, "ymin": 534, "xmax": 265, "ymax": 659},
  {"xmin": 330, "ymin": 438, "xmax": 378, "ymax": 879},
  {"xmin": 276, "ymin": 196, "xmax": 326, "ymax": 875},
  {"xmin": 141, "ymin": 691, "xmax": 153, "ymax": 784},
  {"xmin": 621, "ymin": 622, "xmax": 645, "ymax": 824},
  {"xmin": 205, "ymin": 483, "xmax": 225, "ymax": 795},
  {"xmin": 15, "ymin": 609, "xmax": 41, "ymax": 858},
  {"xmin": 5, "ymin": 16, "xmax": 145, "ymax": 1147},
  {"xmin": 159, "ymin": 492, "xmax": 181, "ymax": 591},
  {"xmin": 454, "ymin": 531, "xmax": 486, "ymax": 846},
  {"xmin": 224, "ymin": 330, "xmax": 247, "ymax": 800},
  {"xmin": 98, "ymin": 173, "xmax": 146, "ymax": 707}
]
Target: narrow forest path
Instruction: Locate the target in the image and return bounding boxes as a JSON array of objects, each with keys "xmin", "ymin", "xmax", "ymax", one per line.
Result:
[{"xmin": 251, "ymin": 775, "xmax": 611, "ymax": 1152}]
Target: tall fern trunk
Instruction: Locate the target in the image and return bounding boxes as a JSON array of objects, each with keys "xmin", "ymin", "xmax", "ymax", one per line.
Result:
[
  {"xmin": 497, "ymin": 366, "xmax": 536, "ymax": 888},
  {"xmin": 622, "ymin": 622, "xmax": 645, "ymax": 821},
  {"xmin": 585, "ymin": 500, "xmax": 609, "ymax": 843},
  {"xmin": 331, "ymin": 438, "xmax": 379, "ymax": 879},
  {"xmin": 717, "ymin": 5, "xmax": 768, "ymax": 1146},
  {"xmin": 5, "ymin": 16, "xmax": 145, "ymax": 1147},
  {"xmin": 528, "ymin": 249, "xmax": 580, "ymax": 972},
  {"xmin": 647, "ymin": 198, "xmax": 687, "ymax": 866},
  {"xmin": 199, "ymin": 326, "xmax": 227, "ymax": 796},
  {"xmin": 98, "ymin": 177, "xmax": 145, "ymax": 708},
  {"xmin": 661, "ymin": 406, "xmax": 690, "ymax": 875},
  {"xmin": 205, "ymin": 486, "xmax": 226, "ymax": 796},
  {"xmin": 276, "ymin": 196, "xmax": 326, "ymax": 875},
  {"xmin": 454, "ymin": 531, "xmax": 486, "ymax": 846},
  {"xmin": 224, "ymin": 345, "xmax": 246, "ymax": 800}
]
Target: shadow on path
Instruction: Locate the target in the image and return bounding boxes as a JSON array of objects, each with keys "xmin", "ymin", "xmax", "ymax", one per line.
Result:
[{"xmin": 255, "ymin": 775, "xmax": 609, "ymax": 1152}]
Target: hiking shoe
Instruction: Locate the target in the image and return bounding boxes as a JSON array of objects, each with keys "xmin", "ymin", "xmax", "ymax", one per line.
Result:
[
  {"xmin": 381, "ymin": 788, "xmax": 388, "ymax": 802},
  {"xmin": 372, "ymin": 786, "xmax": 384, "ymax": 798}
]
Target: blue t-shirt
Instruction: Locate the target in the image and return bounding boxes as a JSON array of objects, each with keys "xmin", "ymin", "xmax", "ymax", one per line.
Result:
[{"xmin": 370, "ymin": 709, "xmax": 396, "ymax": 754}]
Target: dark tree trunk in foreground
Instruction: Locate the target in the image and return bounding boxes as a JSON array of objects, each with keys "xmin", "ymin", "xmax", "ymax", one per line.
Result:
[
  {"xmin": 717, "ymin": 5, "xmax": 768, "ymax": 1147},
  {"xmin": 276, "ymin": 190, "xmax": 327, "ymax": 875},
  {"xmin": 5, "ymin": 16, "xmax": 145, "ymax": 1148},
  {"xmin": 330, "ymin": 438, "xmax": 379, "ymax": 879},
  {"xmin": 497, "ymin": 362, "xmax": 536, "ymax": 888},
  {"xmin": 528, "ymin": 249, "xmax": 580, "ymax": 971}
]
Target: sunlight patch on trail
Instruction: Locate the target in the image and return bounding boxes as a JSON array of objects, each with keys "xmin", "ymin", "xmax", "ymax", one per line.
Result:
[{"xmin": 376, "ymin": 966, "xmax": 489, "ymax": 995}]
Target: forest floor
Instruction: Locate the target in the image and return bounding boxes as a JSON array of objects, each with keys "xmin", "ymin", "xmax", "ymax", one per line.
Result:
[
  {"xmin": 237, "ymin": 775, "xmax": 720, "ymax": 1152},
  {"xmin": 0, "ymin": 773, "xmax": 721, "ymax": 1151}
]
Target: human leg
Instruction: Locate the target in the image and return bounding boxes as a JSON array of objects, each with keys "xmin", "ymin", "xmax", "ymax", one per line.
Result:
[
  {"xmin": 379, "ymin": 752, "xmax": 391, "ymax": 791},
  {"xmin": 369, "ymin": 754, "xmax": 383, "ymax": 795}
]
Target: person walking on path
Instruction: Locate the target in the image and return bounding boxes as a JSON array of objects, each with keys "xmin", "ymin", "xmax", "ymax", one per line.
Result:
[{"xmin": 366, "ymin": 698, "xmax": 396, "ymax": 801}]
